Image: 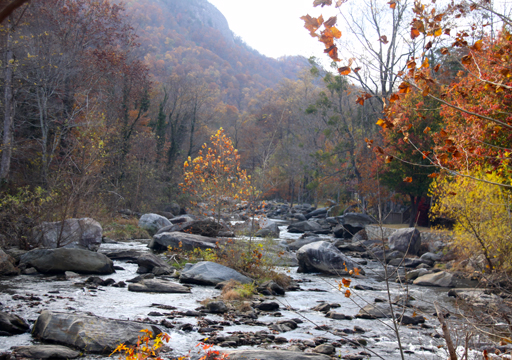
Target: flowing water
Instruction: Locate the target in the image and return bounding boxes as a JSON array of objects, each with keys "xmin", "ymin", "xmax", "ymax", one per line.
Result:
[{"xmin": 0, "ymin": 226, "xmax": 476, "ymax": 359}]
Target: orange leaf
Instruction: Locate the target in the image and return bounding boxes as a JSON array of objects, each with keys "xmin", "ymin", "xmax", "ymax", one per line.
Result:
[
  {"xmin": 338, "ymin": 66, "xmax": 351, "ymax": 75},
  {"xmin": 379, "ymin": 35, "xmax": 389, "ymax": 44},
  {"xmin": 389, "ymin": 93, "xmax": 400, "ymax": 103},
  {"xmin": 461, "ymin": 54, "xmax": 472, "ymax": 65},
  {"xmin": 324, "ymin": 16, "xmax": 337, "ymax": 28},
  {"xmin": 388, "ymin": 0, "xmax": 396, "ymax": 9},
  {"xmin": 440, "ymin": 47, "xmax": 449, "ymax": 55},
  {"xmin": 404, "ymin": 177, "xmax": 413, "ymax": 183},
  {"xmin": 434, "ymin": 63, "xmax": 441, "ymax": 72},
  {"xmin": 428, "ymin": 173, "xmax": 439, "ymax": 178},
  {"xmin": 385, "ymin": 155, "xmax": 394, "ymax": 163},
  {"xmin": 422, "ymin": 86, "xmax": 430, "ymax": 96},
  {"xmin": 342, "ymin": 278, "xmax": 351, "ymax": 287},
  {"xmin": 353, "ymin": 267, "xmax": 361, "ymax": 276},
  {"xmin": 353, "ymin": 67, "xmax": 361, "ymax": 73},
  {"xmin": 345, "ymin": 289, "xmax": 351, "ymax": 298},
  {"xmin": 471, "ymin": 40, "xmax": 483, "ymax": 51},
  {"xmin": 330, "ymin": 26, "xmax": 342, "ymax": 38},
  {"xmin": 411, "ymin": 28, "xmax": 420, "ymax": 39},
  {"xmin": 398, "ymin": 82, "xmax": 411, "ymax": 94},
  {"xmin": 434, "ymin": 28, "xmax": 442, "ymax": 37},
  {"xmin": 423, "ymin": 127, "xmax": 431, "ymax": 134}
]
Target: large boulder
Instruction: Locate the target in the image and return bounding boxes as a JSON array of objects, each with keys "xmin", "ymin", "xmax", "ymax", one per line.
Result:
[
  {"xmin": 287, "ymin": 221, "xmax": 322, "ymax": 234},
  {"xmin": 150, "ymin": 232, "xmax": 218, "ymax": 252},
  {"xmin": 297, "ymin": 241, "xmax": 364, "ymax": 275},
  {"xmin": 0, "ymin": 311, "xmax": 30, "ymax": 335},
  {"xmin": 389, "ymin": 227, "xmax": 421, "ymax": 256},
  {"xmin": 128, "ymin": 279, "xmax": 191, "ymax": 293},
  {"xmin": 333, "ymin": 213, "xmax": 375, "ymax": 239},
  {"xmin": 138, "ymin": 213, "xmax": 172, "ymax": 236},
  {"xmin": 32, "ymin": 311, "xmax": 162, "ymax": 354},
  {"xmin": 12, "ymin": 345, "xmax": 81, "ymax": 359},
  {"xmin": 255, "ymin": 222, "xmax": 280, "ymax": 238},
  {"xmin": 0, "ymin": 250, "xmax": 19, "ymax": 275},
  {"xmin": 156, "ymin": 219, "xmax": 227, "ymax": 237},
  {"xmin": 180, "ymin": 261, "xmax": 252, "ymax": 286},
  {"xmin": 287, "ymin": 237, "xmax": 324, "ymax": 251},
  {"xmin": 227, "ymin": 350, "xmax": 330, "ymax": 360},
  {"xmin": 136, "ymin": 253, "xmax": 172, "ymax": 274},
  {"xmin": 30, "ymin": 218, "xmax": 102, "ymax": 251},
  {"xmin": 20, "ymin": 248, "xmax": 114, "ymax": 274},
  {"xmin": 305, "ymin": 207, "xmax": 328, "ymax": 219},
  {"xmin": 413, "ymin": 271, "xmax": 453, "ymax": 287}
]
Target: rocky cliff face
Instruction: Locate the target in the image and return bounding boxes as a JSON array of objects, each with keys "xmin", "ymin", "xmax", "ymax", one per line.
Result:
[{"xmin": 162, "ymin": 0, "xmax": 234, "ymax": 44}]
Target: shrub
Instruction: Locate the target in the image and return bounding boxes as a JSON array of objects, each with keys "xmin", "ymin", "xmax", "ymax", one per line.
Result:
[
  {"xmin": 430, "ymin": 169, "xmax": 512, "ymax": 272},
  {"xmin": 103, "ymin": 218, "xmax": 150, "ymax": 240}
]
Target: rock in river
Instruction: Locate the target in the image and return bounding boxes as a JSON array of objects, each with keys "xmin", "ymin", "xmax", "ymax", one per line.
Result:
[
  {"xmin": 297, "ymin": 241, "xmax": 364, "ymax": 275},
  {"xmin": 12, "ymin": 345, "xmax": 81, "ymax": 359},
  {"xmin": 413, "ymin": 271, "xmax": 453, "ymax": 287},
  {"xmin": 180, "ymin": 261, "xmax": 252, "ymax": 286},
  {"xmin": 128, "ymin": 279, "xmax": 191, "ymax": 293},
  {"xmin": 29, "ymin": 218, "xmax": 102, "ymax": 251},
  {"xmin": 388, "ymin": 227, "xmax": 421, "ymax": 256},
  {"xmin": 32, "ymin": 311, "xmax": 162, "ymax": 354},
  {"xmin": 20, "ymin": 248, "xmax": 114, "ymax": 274},
  {"xmin": 138, "ymin": 213, "xmax": 171, "ymax": 236},
  {"xmin": 0, "ymin": 311, "xmax": 30, "ymax": 335},
  {"xmin": 150, "ymin": 232, "xmax": 218, "ymax": 252}
]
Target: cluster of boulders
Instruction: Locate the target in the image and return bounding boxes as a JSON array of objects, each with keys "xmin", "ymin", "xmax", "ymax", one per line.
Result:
[{"xmin": 0, "ymin": 200, "xmax": 504, "ymax": 359}]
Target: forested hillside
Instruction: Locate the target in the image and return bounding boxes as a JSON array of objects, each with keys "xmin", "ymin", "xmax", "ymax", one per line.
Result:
[{"xmin": 0, "ymin": 0, "xmax": 382, "ymax": 240}]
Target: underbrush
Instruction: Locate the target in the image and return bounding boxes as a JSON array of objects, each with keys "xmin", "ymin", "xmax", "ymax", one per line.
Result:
[
  {"xmin": 103, "ymin": 218, "xmax": 150, "ymax": 240},
  {"xmin": 166, "ymin": 237, "xmax": 290, "ymax": 286}
]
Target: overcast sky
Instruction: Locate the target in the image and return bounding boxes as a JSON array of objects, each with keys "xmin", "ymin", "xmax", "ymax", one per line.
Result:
[{"xmin": 208, "ymin": 0, "xmax": 337, "ymax": 60}]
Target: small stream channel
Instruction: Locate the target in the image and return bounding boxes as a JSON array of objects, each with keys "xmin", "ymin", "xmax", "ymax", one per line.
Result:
[{"xmin": 0, "ymin": 226, "xmax": 476, "ymax": 359}]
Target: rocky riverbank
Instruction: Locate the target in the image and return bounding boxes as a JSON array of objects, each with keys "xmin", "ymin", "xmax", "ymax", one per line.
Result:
[{"xmin": 0, "ymin": 203, "xmax": 510, "ymax": 359}]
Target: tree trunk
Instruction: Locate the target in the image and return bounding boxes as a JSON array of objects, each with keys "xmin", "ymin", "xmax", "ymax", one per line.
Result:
[
  {"xmin": 0, "ymin": 17, "xmax": 14, "ymax": 181},
  {"xmin": 408, "ymin": 194, "xmax": 420, "ymax": 227}
]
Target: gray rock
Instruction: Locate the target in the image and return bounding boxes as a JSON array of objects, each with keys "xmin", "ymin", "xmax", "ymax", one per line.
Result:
[
  {"xmin": 128, "ymin": 279, "xmax": 190, "ymax": 293},
  {"xmin": 32, "ymin": 311, "xmax": 162, "ymax": 354},
  {"xmin": 180, "ymin": 261, "xmax": 252, "ymax": 286},
  {"xmin": 413, "ymin": 271, "xmax": 453, "ymax": 287},
  {"xmin": 356, "ymin": 304, "xmax": 392, "ymax": 319},
  {"xmin": 255, "ymin": 222, "xmax": 280, "ymax": 238},
  {"xmin": 102, "ymin": 249, "xmax": 142, "ymax": 261},
  {"xmin": 136, "ymin": 253, "xmax": 171, "ymax": 274},
  {"xmin": 0, "ymin": 311, "xmax": 30, "ymax": 335},
  {"xmin": 227, "ymin": 350, "xmax": 330, "ymax": 360},
  {"xmin": 420, "ymin": 252, "xmax": 443, "ymax": 262},
  {"xmin": 297, "ymin": 241, "xmax": 364, "ymax": 275},
  {"xmin": 206, "ymin": 301, "xmax": 228, "ymax": 313},
  {"xmin": 334, "ymin": 213, "xmax": 375, "ymax": 238},
  {"xmin": 0, "ymin": 250, "xmax": 19, "ymax": 275},
  {"xmin": 405, "ymin": 268, "xmax": 429, "ymax": 281},
  {"xmin": 138, "ymin": 213, "xmax": 172, "ymax": 236},
  {"xmin": 12, "ymin": 345, "xmax": 81, "ymax": 359},
  {"xmin": 150, "ymin": 232, "xmax": 218, "ymax": 252},
  {"xmin": 156, "ymin": 219, "xmax": 227, "ymax": 237},
  {"xmin": 257, "ymin": 301, "xmax": 279, "ymax": 311},
  {"xmin": 20, "ymin": 248, "xmax": 114, "ymax": 274},
  {"xmin": 287, "ymin": 221, "xmax": 322, "ymax": 233},
  {"xmin": 389, "ymin": 227, "xmax": 421, "ymax": 255},
  {"xmin": 287, "ymin": 237, "xmax": 323, "ymax": 251},
  {"xmin": 313, "ymin": 344, "xmax": 335, "ymax": 355},
  {"xmin": 388, "ymin": 257, "xmax": 424, "ymax": 268},
  {"xmin": 30, "ymin": 218, "xmax": 102, "ymax": 251},
  {"xmin": 305, "ymin": 208, "xmax": 328, "ymax": 219}
]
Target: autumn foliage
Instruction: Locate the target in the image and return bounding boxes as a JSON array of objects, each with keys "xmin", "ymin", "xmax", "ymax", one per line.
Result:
[{"xmin": 180, "ymin": 128, "xmax": 255, "ymax": 221}]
